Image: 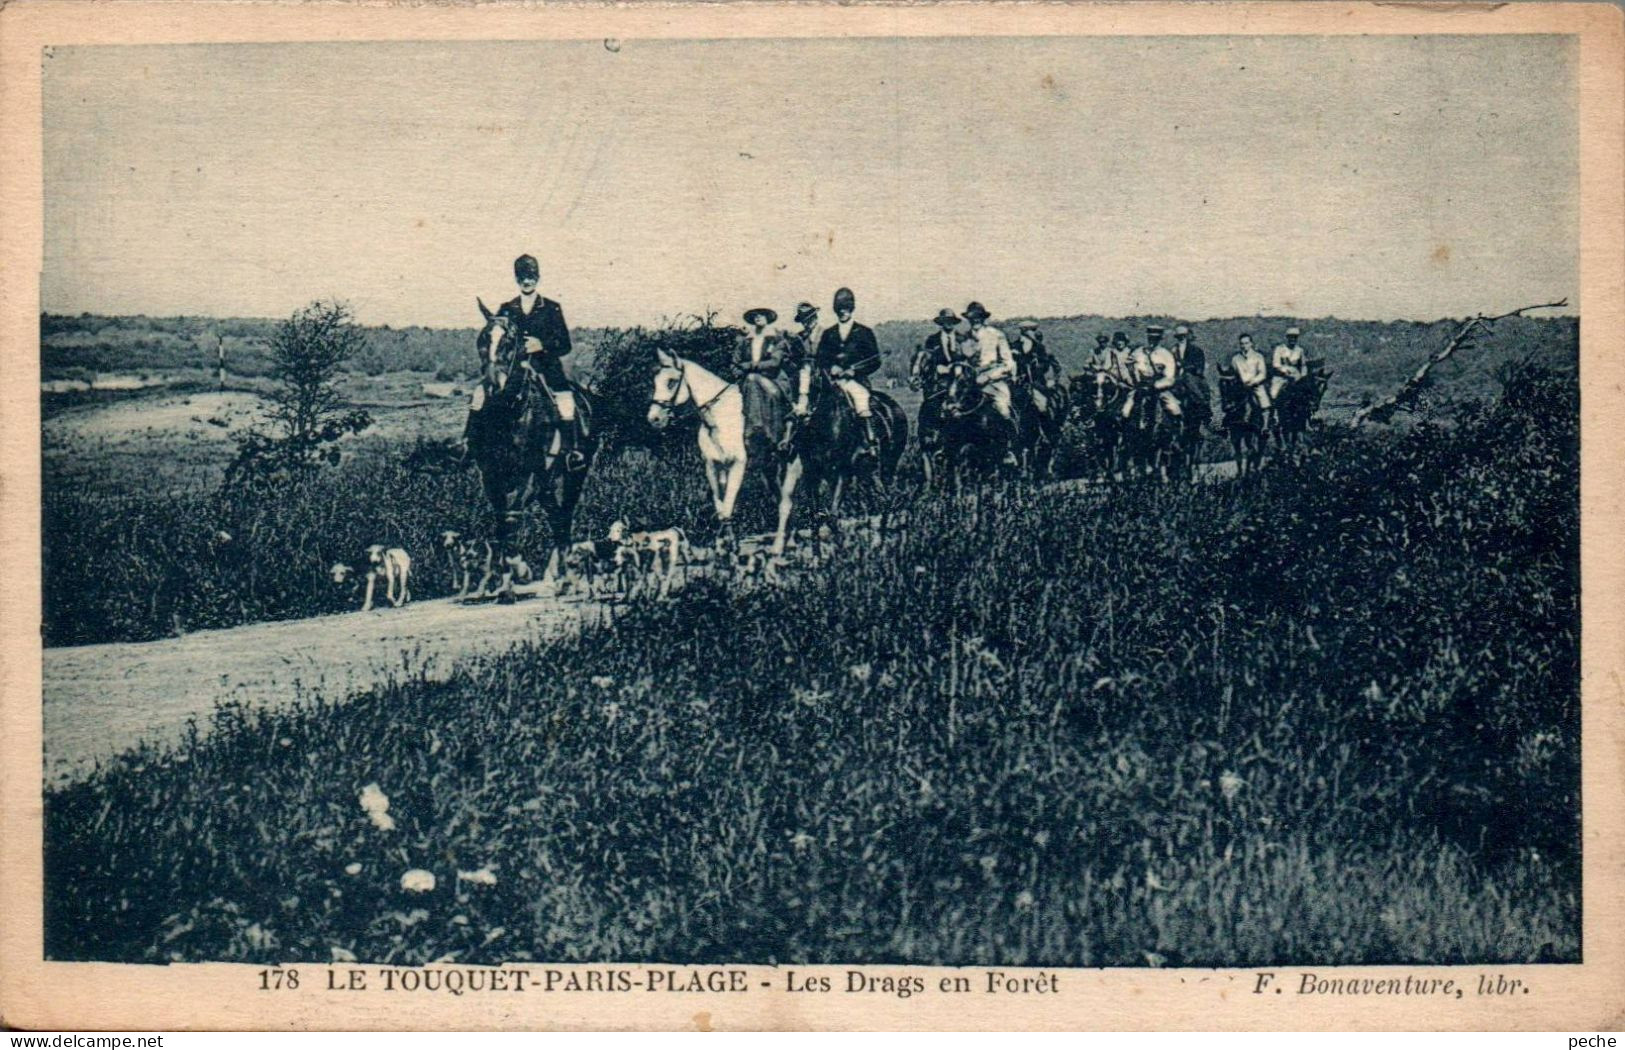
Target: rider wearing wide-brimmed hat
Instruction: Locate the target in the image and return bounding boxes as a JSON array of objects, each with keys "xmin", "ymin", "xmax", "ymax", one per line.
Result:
[
  {"xmin": 962, "ymin": 301, "xmax": 1018, "ymax": 437},
  {"xmin": 733, "ymin": 306, "xmax": 789, "ymax": 443},
  {"xmin": 812, "ymin": 287, "xmax": 883, "ymax": 458},
  {"xmin": 733, "ymin": 307, "xmax": 784, "ymax": 381},
  {"xmin": 911, "ymin": 307, "xmax": 963, "ymax": 397},
  {"xmin": 1171, "ymin": 323, "xmax": 1212, "ymax": 428}
]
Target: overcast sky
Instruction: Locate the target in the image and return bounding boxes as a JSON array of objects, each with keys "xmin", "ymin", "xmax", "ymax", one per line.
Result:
[{"xmin": 42, "ymin": 35, "xmax": 1577, "ymax": 328}]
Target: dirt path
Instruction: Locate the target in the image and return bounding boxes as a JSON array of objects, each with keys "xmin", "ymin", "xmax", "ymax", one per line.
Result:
[
  {"xmin": 42, "ymin": 461, "xmax": 1240, "ymax": 787},
  {"xmin": 42, "ymin": 588, "xmax": 612, "ymax": 787}
]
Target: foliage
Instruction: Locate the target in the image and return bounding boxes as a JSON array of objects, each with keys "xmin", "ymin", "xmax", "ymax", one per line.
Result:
[
  {"xmin": 44, "ymin": 367, "xmax": 1579, "ymax": 965},
  {"xmin": 222, "ymin": 302, "xmax": 375, "ymax": 490},
  {"xmin": 266, "ymin": 301, "xmax": 368, "ymax": 440},
  {"xmin": 581, "ymin": 313, "xmax": 745, "ymax": 451}
]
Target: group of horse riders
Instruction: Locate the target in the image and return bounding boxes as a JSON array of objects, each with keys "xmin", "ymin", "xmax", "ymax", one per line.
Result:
[
  {"xmin": 466, "ymin": 252, "xmax": 1318, "ymax": 475},
  {"xmin": 1078, "ymin": 322, "xmax": 1313, "ymax": 435}
]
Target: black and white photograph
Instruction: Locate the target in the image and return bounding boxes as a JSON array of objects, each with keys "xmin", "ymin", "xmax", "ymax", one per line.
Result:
[{"xmin": 3, "ymin": 0, "xmax": 1622, "ymax": 1033}]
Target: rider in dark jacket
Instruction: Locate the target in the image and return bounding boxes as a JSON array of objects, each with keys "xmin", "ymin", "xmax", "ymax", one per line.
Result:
[
  {"xmin": 812, "ymin": 287, "xmax": 882, "ymax": 458},
  {"xmin": 488, "ymin": 253, "xmax": 586, "ymax": 469}
]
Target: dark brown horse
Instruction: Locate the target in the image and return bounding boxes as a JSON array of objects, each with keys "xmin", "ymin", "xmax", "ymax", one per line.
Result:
[
  {"xmin": 1072, "ymin": 370, "xmax": 1127, "ymax": 482},
  {"xmin": 775, "ymin": 368, "xmax": 907, "ymax": 549},
  {"xmin": 1216, "ymin": 368, "xmax": 1268, "ymax": 479},
  {"xmin": 1120, "ymin": 384, "xmax": 1191, "ymax": 482},
  {"xmin": 1274, "ymin": 360, "xmax": 1331, "ymax": 461},
  {"xmin": 936, "ymin": 361, "xmax": 1019, "ymax": 488},
  {"xmin": 467, "ymin": 301, "xmax": 598, "ymax": 597}
]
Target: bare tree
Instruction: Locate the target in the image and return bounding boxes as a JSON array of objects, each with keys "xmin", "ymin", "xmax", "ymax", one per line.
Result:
[
  {"xmin": 268, "ymin": 299, "xmax": 368, "ymax": 443},
  {"xmin": 1351, "ymin": 298, "xmax": 1568, "ymax": 427}
]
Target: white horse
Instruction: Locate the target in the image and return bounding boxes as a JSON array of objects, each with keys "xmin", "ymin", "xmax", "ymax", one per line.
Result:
[{"xmin": 647, "ymin": 349, "xmax": 793, "ymax": 549}]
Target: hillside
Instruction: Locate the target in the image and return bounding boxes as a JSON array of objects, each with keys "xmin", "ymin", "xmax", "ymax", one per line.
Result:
[{"xmin": 41, "ymin": 311, "xmax": 1577, "ymax": 419}]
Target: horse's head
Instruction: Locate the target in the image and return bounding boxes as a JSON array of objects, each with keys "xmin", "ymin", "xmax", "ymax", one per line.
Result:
[
  {"xmin": 646, "ymin": 347, "xmax": 689, "ymax": 429},
  {"xmin": 941, "ymin": 361, "xmax": 980, "ymax": 419},
  {"xmin": 476, "ymin": 298, "xmax": 518, "ymax": 392}
]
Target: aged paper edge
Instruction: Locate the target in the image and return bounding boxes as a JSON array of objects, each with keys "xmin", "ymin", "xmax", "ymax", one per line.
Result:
[{"xmin": 0, "ymin": 0, "xmax": 1621, "ymax": 1033}]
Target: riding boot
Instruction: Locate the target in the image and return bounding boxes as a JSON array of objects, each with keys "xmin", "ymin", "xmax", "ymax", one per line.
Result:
[
  {"xmin": 559, "ymin": 423, "xmax": 586, "ymax": 472},
  {"xmin": 858, "ymin": 414, "xmax": 880, "ymax": 460}
]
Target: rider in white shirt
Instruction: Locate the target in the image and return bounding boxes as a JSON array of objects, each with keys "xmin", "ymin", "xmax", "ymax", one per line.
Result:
[
  {"xmin": 1231, "ymin": 333, "xmax": 1272, "ymax": 414},
  {"xmin": 962, "ymin": 301, "xmax": 1017, "ymax": 429},
  {"xmin": 1122, "ymin": 325, "xmax": 1180, "ymax": 420},
  {"xmin": 1269, "ymin": 326, "xmax": 1308, "ymax": 401}
]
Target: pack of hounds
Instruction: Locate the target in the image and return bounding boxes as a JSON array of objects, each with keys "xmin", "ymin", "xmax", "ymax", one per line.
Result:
[{"xmin": 326, "ymin": 516, "xmax": 896, "ymax": 613}]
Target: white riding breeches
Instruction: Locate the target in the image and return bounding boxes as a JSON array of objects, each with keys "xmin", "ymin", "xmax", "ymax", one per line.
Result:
[
  {"xmin": 554, "ymin": 390, "xmax": 577, "ymax": 421},
  {"xmin": 835, "ymin": 377, "xmax": 872, "ymax": 416},
  {"xmin": 1268, "ymin": 376, "xmax": 1292, "ymax": 400},
  {"xmin": 1251, "ymin": 383, "xmax": 1273, "ymax": 410}
]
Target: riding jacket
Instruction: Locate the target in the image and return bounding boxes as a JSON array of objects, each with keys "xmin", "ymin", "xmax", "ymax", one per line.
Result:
[
  {"xmin": 496, "ymin": 294, "xmax": 572, "ymax": 388},
  {"xmin": 915, "ymin": 330, "xmax": 961, "ymax": 393},
  {"xmin": 967, "ymin": 326, "xmax": 1016, "ymax": 385},
  {"xmin": 1014, "ymin": 334, "xmax": 1061, "ymax": 389},
  {"xmin": 1174, "ymin": 340, "xmax": 1207, "ymax": 380},
  {"xmin": 815, "ymin": 321, "xmax": 882, "ymax": 379},
  {"xmin": 733, "ymin": 331, "xmax": 785, "ymax": 380}
]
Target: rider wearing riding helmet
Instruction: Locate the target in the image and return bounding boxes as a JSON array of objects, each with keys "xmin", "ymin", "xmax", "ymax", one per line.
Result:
[
  {"xmin": 812, "ymin": 287, "xmax": 883, "ymax": 459},
  {"xmin": 495, "ymin": 253, "xmax": 585, "ymax": 470}
]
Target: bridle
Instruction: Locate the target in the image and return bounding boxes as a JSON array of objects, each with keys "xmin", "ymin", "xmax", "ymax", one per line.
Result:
[
  {"xmin": 942, "ymin": 361, "xmax": 986, "ymax": 418},
  {"xmin": 649, "ymin": 356, "xmax": 729, "ymax": 419},
  {"xmin": 480, "ymin": 315, "xmax": 523, "ymax": 393}
]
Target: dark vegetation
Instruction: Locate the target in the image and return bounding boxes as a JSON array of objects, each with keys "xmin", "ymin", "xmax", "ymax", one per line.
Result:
[
  {"xmin": 45, "ymin": 361, "xmax": 1579, "ymax": 965},
  {"xmin": 40, "ymin": 311, "xmax": 1577, "ymax": 646},
  {"xmin": 42, "ymin": 310, "xmax": 1577, "ymax": 412}
]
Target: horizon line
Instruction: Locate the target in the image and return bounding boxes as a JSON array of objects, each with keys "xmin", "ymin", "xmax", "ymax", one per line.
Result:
[{"xmin": 39, "ymin": 307, "xmax": 1582, "ymax": 333}]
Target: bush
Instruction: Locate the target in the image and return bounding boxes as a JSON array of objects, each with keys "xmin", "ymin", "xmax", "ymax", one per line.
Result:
[{"xmin": 44, "ymin": 367, "xmax": 1579, "ymax": 965}]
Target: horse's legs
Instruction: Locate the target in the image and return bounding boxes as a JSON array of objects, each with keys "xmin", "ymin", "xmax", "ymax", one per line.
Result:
[
  {"xmin": 703, "ymin": 457, "xmax": 724, "ymax": 520},
  {"xmin": 718, "ymin": 457, "xmax": 746, "ymax": 523},
  {"xmin": 831, "ymin": 474, "xmax": 846, "ymax": 519},
  {"xmin": 772, "ymin": 456, "xmax": 804, "ymax": 555}
]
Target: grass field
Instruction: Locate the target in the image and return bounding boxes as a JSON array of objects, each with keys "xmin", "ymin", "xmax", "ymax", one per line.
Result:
[{"xmin": 43, "ymin": 360, "xmax": 1580, "ymax": 966}]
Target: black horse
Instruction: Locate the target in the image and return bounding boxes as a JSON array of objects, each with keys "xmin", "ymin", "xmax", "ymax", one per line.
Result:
[
  {"xmin": 1273, "ymin": 361, "xmax": 1331, "ymax": 461},
  {"xmin": 1071, "ymin": 370, "xmax": 1128, "ymax": 482},
  {"xmin": 1119, "ymin": 383, "xmax": 1190, "ymax": 482},
  {"xmin": 1216, "ymin": 368, "xmax": 1269, "ymax": 479},
  {"xmin": 774, "ymin": 368, "xmax": 908, "ymax": 548},
  {"xmin": 935, "ymin": 361, "xmax": 1021, "ymax": 488},
  {"xmin": 1014, "ymin": 376, "xmax": 1071, "ymax": 480},
  {"xmin": 466, "ymin": 302, "xmax": 598, "ymax": 597}
]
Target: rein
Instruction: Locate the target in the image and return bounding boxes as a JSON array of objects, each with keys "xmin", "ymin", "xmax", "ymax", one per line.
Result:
[{"xmin": 652, "ymin": 358, "xmax": 731, "ymax": 420}]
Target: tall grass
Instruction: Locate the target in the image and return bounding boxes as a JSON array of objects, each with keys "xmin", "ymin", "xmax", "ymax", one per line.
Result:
[{"xmin": 44, "ymin": 365, "xmax": 1579, "ymax": 965}]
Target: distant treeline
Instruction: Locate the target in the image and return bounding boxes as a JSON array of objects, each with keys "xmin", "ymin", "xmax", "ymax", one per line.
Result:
[{"xmin": 42, "ymin": 310, "xmax": 1577, "ymax": 413}]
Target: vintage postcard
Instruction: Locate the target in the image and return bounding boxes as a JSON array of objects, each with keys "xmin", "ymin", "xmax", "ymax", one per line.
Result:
[{"xmin": 1, "ymin": 0, "xmax": 1621, "ymax": 1033}]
